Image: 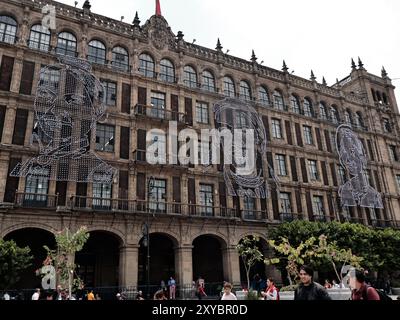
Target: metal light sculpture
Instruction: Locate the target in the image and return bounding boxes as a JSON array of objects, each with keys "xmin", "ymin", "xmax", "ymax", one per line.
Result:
[
  {"xmin": 11, "ymin": 55, "xmax": 116, "ymax": 183},
  {"xmin": 336, "ymin": 124, "xmax": 383, "ymax": 208}
]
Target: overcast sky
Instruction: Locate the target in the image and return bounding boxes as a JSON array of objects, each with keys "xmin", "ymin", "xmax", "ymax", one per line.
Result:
[{"xmin": 57, "ymin": 0, "xmax": 400, "ymax": 100}]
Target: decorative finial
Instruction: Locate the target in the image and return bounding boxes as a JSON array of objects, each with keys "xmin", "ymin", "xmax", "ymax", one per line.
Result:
[
  {"xmin": 336, "ymin": 78, "xmax": 340, "ymax": 85},
  {"xmin": 216, "ymin": 38, "xmax": 223, "ymax": 51},
  {"xmin": 82, "ymin": 0, "xmax": 91, "ymax": 10},
  {"xmin": 133, "ymin": 11, "xmax": 141, "ymax": 26},
  {"xmin": 358, "ymin": 57, "xmax": 364, "ymax": 69},
  {"xmin": 381, "ymin": 66, "xmax": 388, "ymax": 78},
  {"xmin": 351, "ymin": 58, "xmax": 357, "ymax": 70},
  {"xmin": 176, "ymin": 31, "xmax": 184, "ymax": 42},
  {"xmin": 155, "ymin": 0, "xmax": 162, "ymax": 16},
  {"xmin": 251, "ymin": 50, "xmax": 257, "ymax": 63},
  {"xmin": 310, "ymin": 70, "xmax": 316, "ymax": 81},
  {"xmin": 322, "ymin": 77, "xmax": 327, "ymax": 86},
  {"xmin": 282, "ymin": 60, "xmax": 288, "ymax": 72}
]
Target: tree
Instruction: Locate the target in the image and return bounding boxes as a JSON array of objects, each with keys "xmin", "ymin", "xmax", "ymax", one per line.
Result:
[
  {"xmin": 43, "ymin": 226, "xmax": 89, "ymax": 298},
  {"xmin": 0, "ymin": 239, "xmax": 33, "ymax": 289},
  {"xmin": 236, "ymin": 236, "xmax": 264, "ymax": 291}
]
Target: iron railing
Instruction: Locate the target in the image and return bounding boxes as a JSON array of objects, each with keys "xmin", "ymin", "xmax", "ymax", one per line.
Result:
[
  {"xmin": 14, "ymin": 192, "xmax": 58, "ymax": 209},
  {"xmin": 134, "ymin": 104, "xmax": 186, "ymax": 123}
]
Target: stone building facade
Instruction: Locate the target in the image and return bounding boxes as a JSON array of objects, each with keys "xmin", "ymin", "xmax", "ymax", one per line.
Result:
[{"xmin": 0, "ymin": 0, "xmax": 399, "ymax": 291}]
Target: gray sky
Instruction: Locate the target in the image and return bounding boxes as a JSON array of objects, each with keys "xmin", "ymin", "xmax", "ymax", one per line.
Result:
[{"xmin": 58, "ymin": 0, "xmax": 400, "ymax": 100}]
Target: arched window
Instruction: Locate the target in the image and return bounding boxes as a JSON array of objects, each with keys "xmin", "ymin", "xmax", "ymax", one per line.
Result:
[
  {"xmin": 202, "ymin": 70, "xmax": 215, "ymax": 92},
  {"xmin": 223, "ymin": 76, "xmax": 235, "ymax": 97},
  {"xmin": 319, "ymin": 102, "xmax": 327, "ymax": 120},
  {"xmin": 330, "ymin": 106, "xmax": 340, "ymax": 124},
  {"xmin": 29, "ymin": 24, "xmax": 50, "ymax": 51},
  {"xmin": 139, "ymin": 53, "xmax": 155, "ymax": 78},
  {"xmin": 344, "ymin": 109, "xmax": 352, "ymax": 124},
  {"xmin": 160, "ymin": 59, "xmax": 175, "ymax": 83},
  {"xmin": 376, "ymin": 91, "xmax": 382, "ymax": 104},
  {"xmin": 56, "ymin": 31, "xmax": 77, "ymax": 56},
  {"xmin": 273, "ymin": 90, "xmax": 284, "ymax": 110},
  {"xmin": 354, "ymin": 112, "xmax": 364, "ymax": 129},
  {"xmin": 184, "ymin": 65, "xmax": 197, "ymax": 88},
  {"xmin": 88, "ymin": 40, "xmax": 106, "ymax": 65},
  {"xmin": 371, "ymin": 89, "xmax": 377, "ymax": 102},
  {"xmin": 112, "ymin": 46, "xmax": 129, "ymax": 71},
  {"xmin": 303, "ymin": 98, "xmax": 313, "ymax": 117},
  {"xmin": 0, "ymin": 16, "xmax": 17, "ymax": 44},
  {"xmin": 259, "ymin": 86, "xmax": 270, "ymax": 106},
  {"xmin": 290, "ymin": 95, "xmax": 301, "ymax": 114},
  {"xmin": 239, "ymin": 81, "xmax": 252, "ymax": 101},
  {"xmin": 382, "ymin": 93, "xmax": 388, "ymax": 105}
]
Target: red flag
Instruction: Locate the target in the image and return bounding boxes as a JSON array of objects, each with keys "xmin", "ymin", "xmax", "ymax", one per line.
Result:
[{"xmin": 155, "ymin": 0, "xmax": 162, "ymax": 16}]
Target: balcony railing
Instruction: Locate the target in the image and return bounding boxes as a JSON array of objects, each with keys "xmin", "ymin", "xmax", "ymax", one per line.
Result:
[
  {"xmin": 339, "ymin": 215, "xmax": 366, "ymax": 225},
  {"xmin": 279, "ymin": 212, "xmax": 303, "ymax": 223},
  {"xmin": 188, "ymin": 204, "xmax": 239, "ymax": 219},
  {"xmin": 312, "ymin": 214, "xmax": 327, "ymax": 222},
  {"xmin": 241, "ymin": 210, "xmax": 267, "ymax": 221},
  {"xmin": 14, "ymin": 192, "xmax": 58, "ymax": 209},
  {"xmin": 134, "ymin": 104, "xmax": 186, "ymax": 123},
  {"xmin": 370, "ymin": 219, "xmax": 394, "ymax": 229}
]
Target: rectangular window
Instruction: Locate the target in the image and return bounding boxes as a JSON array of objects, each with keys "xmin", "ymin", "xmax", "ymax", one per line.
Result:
[
  {"xmin": 199, "ymin": 184, "xmax": 213, "ymax": 216},
  {"xmin": 120, "ymin": 126, "xmax": 130, "ymax": 159},
  {"xmin": 280, "ymin": 192, "xmax": 292, "ymax": 213},
  {"xmin": 276, "ymin": 154, "xmax": 287, "ymax": 176},
  {"xmin": 39, "ymin": 65, "xmax": 60, "ymax": 89},
  {"xmin": 0, "ymin": 105, "xmax": 5, "ymax": 142},
  {"xmin": 93, "ymin": 180, "xmax": 112, "ymax": 210},
  {"xmin": 303, "ymin": 126, "xmax": 313, "ymax": 145},
  {"xmin": 308, "ymin": 160, "xmax": 319, "ymax": 180},
  {"xmin": 96, "ymin": 124, "xmax": 115, "ymax": 152},
  {"xmin": 12, "ymin": 109, "xmax": 28, "ymax": 145},
  {"xmin": 396, "ymin": 175, "xmax": 400, "ymax": 191},
  {"xmin": 19, "ymin": 61, "xmax": 35, "ymax": 95},
  {"xmin": 196, "ymin": 101, "xmax": 209, "ymax": 124},
  {"xmin": 271, "ymin": 119, "xmax": 282, "ymax": 139},
  {"xmin": 383, "ymin": 118, "xmax": 391, "ymax": 133},
  {"xmin": 100, "ymin": 80, "xmax": 117, "ymax": 106},
  {"xmin": 24, "ymin": 167, "xmax": 50, "ymax": 207},
  {"xmin": 121, "ymin": 83, "xmax": 131, "ymax": 114},
  {"xmin": 150, "ymin": 91, "xmax": 166, "ymax": 119},
  {"xmin": 338, "ymin": 165, "xmax": 346, "ymax": 184},
  {"xmin": 0, "ymin": 55, "xmax": 14, "ymax": 91},
  {"xmin": 148, "ymin": 178, "xmax": 166, "ymax": 213},
  {"xmin": 389, "ymin": 145, "xmax": 398, "ymax": 162},
  {"xmin": 243, "ymin": 196, "xmax": 256, "ymax": 219},
  {"xmin": 312, "ymin": 195, "xmax": 324, "ymax": 216},
  {"xmin": 235, "ymin": 111, "xmax": 248, "ymax": 129}
]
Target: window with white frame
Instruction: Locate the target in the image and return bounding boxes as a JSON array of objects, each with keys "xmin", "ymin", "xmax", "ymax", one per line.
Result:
[
  {"xmin": 239, "ymin": 81, "xmax": 252, "ymax": 101},
  {"xmin": 199, "ymin": 184, "xmax": 213, "ymax": 216},
  {"xmin": 276, "ymin": 154, "xmax": 287, "ymax": 176},
  {"xmin": 202, "ymin": 70, "xmax": 216, "ymax": 92},
  {"xmin": 259, "ymin": 87, "xmax": 270, "ymax": 106},
  {"xmin": 184, "ymin": 65, "xmax": 198, "ymax": 88},
  {"xmin": 196, "ymin": 101, "xmax": 209, "ymax": 124},
  {"xmin": 96, "ymin": 124, "xmax": 115, "ymax": 152},
  {"xmin": 223, "ymin": 76, "xmax": 235, "ymax": 97},
  {"xmin": 308, "ymin": 160, "xmax": 319, "ymax": 180},
  {"xmin": 312, "ymin": 195, "xmax": 324, "ymax": 216},
  {"xmin": 303, "ymin": 126, "xmax": 313, "ymax": 145},
  {"xmin": 280, "ymin": 192, "xmax": 292, "ymax": 213},
  {"xmin": 29, "ymin": 24, "xmax": 51, "ymax": 51},
  {"xmin": 139, "ymin": 53, "xmax": 155, "ymax": 78},
  {"xmin": 273, "ymin": 90, "xmax": 284, "ymax": 110},
  {"xmin": 100, "ymin": 80, "xmax": 116, "ymax": 106},
  {"xmin": 271, "ymin": 119, "xmax": 282, "ymax": 139},
  {"xmin": 303, "ymin": 98, "xmax": 313, "ymax": 117},
  {"xmin": 291, "ymin": 95, "xmax": 301, "ymax": 114},
  {"xmin": 88, "ymin": 40, "xmax": 106, "ymax": 65}
]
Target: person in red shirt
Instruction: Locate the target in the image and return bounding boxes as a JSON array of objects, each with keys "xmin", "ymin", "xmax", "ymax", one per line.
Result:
[
  {"xmin": 261, "ymin": 278, "xmax": 279, "ymax": 300},
  {"xmin": 351, "ymin": 270, "xmax": 380, "ymax": 300}
]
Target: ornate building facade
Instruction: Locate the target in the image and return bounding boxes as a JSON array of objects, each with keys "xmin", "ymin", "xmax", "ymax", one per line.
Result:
[{"xmin": 0, "ymin": 0, "xmax": 399, "ymax": 292}]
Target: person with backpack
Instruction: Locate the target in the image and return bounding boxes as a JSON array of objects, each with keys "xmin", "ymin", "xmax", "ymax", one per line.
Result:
[
  {"xmin": 351, "ymin": 270, "xmax": 380, "ymax": 300},
  {"xmin": 261, "ymin": 278, "xmax": 280, "ymax": 300},
  {"xmin": 294, "ymin": 265, "xmax": 331, "ymax": 301}
]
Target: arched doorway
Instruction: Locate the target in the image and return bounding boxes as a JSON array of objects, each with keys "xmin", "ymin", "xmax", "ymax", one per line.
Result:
[
  {"xmin": 75, "ymin": 231, "xmax": 121, "ymax": 288},
  {"xmin": 192, "ymin": 235, "xmax": 225, "ymax": 286},
  {"xmin": 4, "ymin": 228, "xmax": 56, "ymax": 290},
  {"xmin": 138, "ymin": 233, "xmax": 176, "ymax": 288},
  {"xmin": 239, "ymin": 236, "xmax": 269, "ymax": 290}
]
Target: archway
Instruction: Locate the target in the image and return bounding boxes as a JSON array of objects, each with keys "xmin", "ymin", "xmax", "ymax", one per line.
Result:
[
  {"xmin": 4, "ymin": 228, "xmax": 56, "ymax": 290},
  {"xmin": 138, "ymin": 233, "xmax": 176, "ymax": 288},
  {"xmin": 75, "ymin": 231, "xmax": 121, "ymax": 288}
]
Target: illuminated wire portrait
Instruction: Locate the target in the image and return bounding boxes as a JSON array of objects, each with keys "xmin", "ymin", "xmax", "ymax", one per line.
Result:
[
  {"xmin": 10, "ymin": 55, "xmax": 116, "ymax": 183},
  {"xmin": 213, "ymin": 98, "xmax": 279, "ymax": 198},
  {"xmin": 336, "ymin": 124, "xmax": 383, "ymax": 209}
]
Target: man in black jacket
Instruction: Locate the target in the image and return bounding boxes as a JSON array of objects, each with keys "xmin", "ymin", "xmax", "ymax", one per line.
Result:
[{"xmin": 294, "ymin": 265, "xmax": 331, "ymax": 301}]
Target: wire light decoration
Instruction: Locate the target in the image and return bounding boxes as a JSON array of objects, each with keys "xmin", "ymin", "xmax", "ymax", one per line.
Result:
[
  {"xmin": 213, "ymin": 98, "xmax": 279, "ymax": 198},
  {"xmin": 336, "ymin": 124, "xmax": 383, "ymax": 209},
  {"xmin": 10, "ymin": 55, "xmax": 117, "ymax": 183}
]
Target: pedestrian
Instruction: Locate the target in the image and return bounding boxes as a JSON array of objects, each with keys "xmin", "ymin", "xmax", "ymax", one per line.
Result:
[
  {"xmin": 168, "ymin": 276, "xmax": 176, "ymax": 300},
  {"xmin": 154, "ymin": 290, "xmax": 167, "ymax": 300},
  {"xmin": 87, "ymin": 290, "xmax": 95, "ymax": 300},
  {"xmin": 261, "ymin": 278, "xmax": 279, "ymax": 300},
  {"xmin": 3, "ymin": 292, "xmax": 10, "ymax": 300},
  {"xmin": 196, "ymin": 276, "xmax": 206, "ymax": 300},
  {"xmin": 221, "ymin": 282, "xmax": 237, "ymax": 300},
  {"xmin": 351, "ymin": 270, "xmax": 380, "ymax": 300},
  {"xmin": 294, "ymin": 265, "xmax": 331, "ymax": 300},
  {"xmin": 116, "ymin": 293, "xmax": 123, "ymax": 300},
  {"xmin": 324, "ymin": 279, "xmax": 332, "ymax": 289},
  {"xmin": 136, "ymin": 290, "xmax": 144, "ymax": 300},
  {"xmin": 31, "ymin": 288, "xmax": 41, "ymax": 300}
]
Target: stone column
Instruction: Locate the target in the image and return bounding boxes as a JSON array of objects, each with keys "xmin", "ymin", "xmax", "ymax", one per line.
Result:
[
  {"xmin": 119, "ymin": 244, "xmax": 139, "ymax": 288},
  {"xmin": 174, "ymin": 245, "xmax": 193, "ymax": 299},
  {"xmin": 222, "ymin": 245, "xmax": 241, "ymax": 287},
  {"xmin": 2, "ymin": 104, "xmax": 17, "ymax": 144},
  {"xmin": 0, "ymin": 151, "xmax": 10, "ymax": 202}
]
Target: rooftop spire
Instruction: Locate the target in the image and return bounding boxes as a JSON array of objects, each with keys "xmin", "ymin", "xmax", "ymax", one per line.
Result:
[
  {"xmin": 133, "ymin": 11, "xmax": 140, "ymax": 26},
  {"xmin": 381, "ymin": 66, "xmax": 388, "ymax": 78},
  {"xmin": 310, "ymin": 70, "xmax": 316, "ymax": 81},
  {"xmin": 156, "ymin": 0, "xmax": 162, "ymax": 16},
  {"xmin": 322, "ymin": 77, "xmax": 327, "ymax": 86},
  {"xmin": 251, "ymin": 50, "xmax": 257, "ymax": 63},
  {"xmin": 351, "ymin": 58, "xmax": 357, "ymax": 70},
  {"xmin": 282, "ymin": 60, "xmax": 288, "ymax": 72},
  {"xmin": 216, "ymin": 38, "xmax": 223, "ymax": 51},
  {"xmin": 358, "ymin": 56, "xmax": 365, "ymax": 70}
]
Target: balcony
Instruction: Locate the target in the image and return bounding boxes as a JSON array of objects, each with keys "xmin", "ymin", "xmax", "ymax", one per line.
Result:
[
  {"xmin": 14, "ymin": 192, "xmax": 58, "ymax": 209},
  {"xmin": 241, "ymin": 210, "xmax": 267, "ymax": 221},
  {"xmin": 279, "ymin": 212, "xmax": 303, "ymax": 223},
  {"xmin": 134, "ymin": 104, "xmax": 186, "ymax": 123},
  {"xmin": 370, "ymin": 219, "xmax": 394, "ymax": 229},
  {"xmin": 188, "ymin": 204, "xmax": 238, "ymax": 219},
  {"xmin": 312, "ymin": 214, "xmax": 327, "ymax": 222}
]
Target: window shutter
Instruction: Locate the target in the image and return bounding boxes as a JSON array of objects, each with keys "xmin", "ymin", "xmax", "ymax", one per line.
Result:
[
  {"xmin": 271, "ymin": 187, "xmax": 279, "ymax": 220},
  {"xmin": 56, "ymin": 181, "xmax": 68, "ymax": 206},
  {"xmin": 290, "ymin": 156, "xmax": 298, "ymax": 182},
  {"xmin": 306, "ymin": 192, "xmax": 313, "ymax": 220},
  {"xmin": 266, "ymin": 152, "xmax": 274, "ymax": 178},
  {"xmin": 295, "ymin": 123, "xmax": 303, "ymax": 147},
  {"xmin": 328, "ymin": 194, "xmax": 334, "ymax": 217},
  {"xmin": 19, "ymin": 61, "xmax": 35, "ymax": 95},
  {"xmin": 121, "ymin": 83, "xmax": 131, "ymax": 114},
  {"xmin": 138, "ymin": 87, "xmax": 147, "ymax": 105},
  {"xmin": 285, "ymin": 120, "xmax": 293, "ymax": 145},
  {"xmin": 321, "ymin": 161, "xmax": 329, "ymax": 186},
  {"xmin": 296, "ymin": 191, "xmax": 302, "ymax": 214},
  {"xmin": 137, "ymin": 129, "xmax": 146, "ymax": 150},
  {"xmin": 120, "ymin": 126, "xmax": 130, "ymax": 159},
  {"xmin": 12, "ymin": 109, "xmax": 28, "ymax": 145},
  {"xmin": 330, "ymin": 163, "xmax": 338, "ymax": 186},
  {"xmin": 374, "ymin": 170, "xmax": 381, "ymax": 192},
  {"xmin": 300, "ymin": 158, "xmax": 308, "ymax": 183},
  {"xmin": 324, "ymin": 129, "xmax": 332, "ymax": 153},
  {"xmin": 171, "ymin": 94, "xmax": 179, "ymax": 121},
  {"xmin": 219, "ymin": 182, "xmax": 226, "ymax": 208},
  {"xmin": 173, "ymin": 177, "xmax": 181, "ymax": 203},
  {"xmin": 119, "ymin": 170, "xmax": 129, "ymax": 199},
  {"xmin": 4, "ymin": 158, "xmax": 21, "ymax": 202},
  {"xmin": 0, "ymin": 56, "xmax": 14, "ymax": 91},
  {"xmin": 315, "ymin": 128, "xmax": 323, "ymax": 151},
  {"xmin": 136, "ymin": 172, "xmax": 146, "ymax": 200},
  {"xmin": 367, "ymin": 140, "xmax": 375, "ymax": 161},
  {"xmin": 0, "ymin": 105, "xmax": 6, "ymax": 142},
  {"xmin": 262, "ymin": 116, "xmax": 271, "ymax": 142},
  {"xmin": 185, "ymin": 97, "xmax": 193, "ymax": 126}
]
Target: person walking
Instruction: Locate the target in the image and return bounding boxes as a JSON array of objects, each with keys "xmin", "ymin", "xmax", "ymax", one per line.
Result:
[
  {"xmin": 31, "ymin": 288, "xmax": 41, "ymax": 300},
  {"xmin": 221, "ymin": 282, "xmax": 237, "ymax": 300},
  {"xmin": 294, "ymin": 265, "xmax": 331, "ymax": 301},
  {"xmin": 351, "ymin": 270, "xmax": 380, "ymax": 300},
  {"xmin": 168, "ymin": 276, "xmax": 176, "ymax": 300},
  {"xmin": 261, "ymin": 278, "xmax": 279, "ymax": 300}
]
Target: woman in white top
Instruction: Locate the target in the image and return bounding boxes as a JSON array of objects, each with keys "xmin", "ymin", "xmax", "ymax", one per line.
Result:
[{"xmin": 221, "ymin": 282, "xmax": 237, "ymax": 300}]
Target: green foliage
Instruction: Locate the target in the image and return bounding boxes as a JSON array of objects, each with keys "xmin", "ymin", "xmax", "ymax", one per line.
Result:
[
  {"xmin": 245, "ymin": 290, "xmax": 260, "ymax": 300},
  {"xmin": 0, "ymin": 239, "xmax": 33, "ymax": 289},
  {"xmin": 280, "ymin": 284, "xmax": 298, "ymax": 292}
]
